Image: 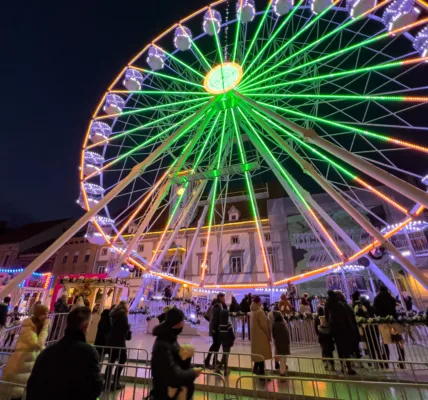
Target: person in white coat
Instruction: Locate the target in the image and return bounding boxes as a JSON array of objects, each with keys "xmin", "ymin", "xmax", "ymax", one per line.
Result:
[{"xmin": 1, "ymin": 304, "xmax": 50, "ymax": 399}]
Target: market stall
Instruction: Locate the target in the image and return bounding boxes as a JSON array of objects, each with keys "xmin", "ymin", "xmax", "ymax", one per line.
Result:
[{"xmin": 0, "ymin": 268, "xmax": 53, "ymax": 312}]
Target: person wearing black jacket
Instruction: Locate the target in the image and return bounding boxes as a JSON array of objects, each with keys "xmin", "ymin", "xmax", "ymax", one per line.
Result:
[
  {"xmin": 204, "ymin": 294, "xmax": 225, "ymax": 368},
  {"xmin": 0, "ymin": 297, "xmax": 11, "ymax": 330},
  {"xmin": 27, "ymin": 307, "xmax": 102, "ymax": 400},
  {"xmin": 325, "ymin": 291, "xmax": 358, "ymax": 375},
  {"xmin": 104, "ymin": 301, "xmax": 131, "ymax": 390},
  {"xmin": 239, "ymin": 295, "xmax": 251, "ymax": 314},
  {"xmin": 229, "ymin": 296, "xmax": 240, "ymax": 313},
  {"xmin": 374, "ymin": 286, "xmax": 405, "ymax": 367},
  {"xmin": 374, "ymin": 286, "xmax": 397, "ymax": 318},
  {"xmin": 94, "ymin": 308, "xmax": 112, "ymax": 358},
  {"xmin": 149, "ymin": 307, "xmax": 201, "ymax": 400},
  {"xmin": 216, "ymin": 309, "xmax": 235, "ymax": 375}
]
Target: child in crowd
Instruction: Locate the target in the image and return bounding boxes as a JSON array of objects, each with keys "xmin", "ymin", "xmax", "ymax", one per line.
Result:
[
  {"xmin": 216, "ymin": 309, "xmax": 235, "ymax": 376},
  {"xmin": 314, "ymin": 307, "xmax": 335, "ymax": 370},
  {"xmin": 271, "ymin": 311, "xmax": 291, "ymax": 376}
]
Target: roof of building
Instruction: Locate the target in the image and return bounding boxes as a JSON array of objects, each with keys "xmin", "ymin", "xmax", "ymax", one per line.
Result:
[
  {"xmin": 19, "ymin": 238, "xmax": 57, "ymax": 255},
  {"xmin": 0, "ymin": 219, "xmax": 71, "ymax": 245}
]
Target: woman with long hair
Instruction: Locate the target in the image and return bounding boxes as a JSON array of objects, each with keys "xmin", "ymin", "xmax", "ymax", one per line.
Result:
[
  {"xmin": 250, "ymin": 296, "xmax": 272, "ymax": 376},
  {"xmin": 1, "ymin": 304, "xmax": 50, "ymax": 399}
]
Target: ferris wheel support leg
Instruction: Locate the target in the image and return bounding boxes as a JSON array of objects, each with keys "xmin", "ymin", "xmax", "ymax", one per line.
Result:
[
  {"xmin": 240, "ymin": 109, "xmax": 344, "ymax": 264},
  {"xmin": 172, "ymin": 204, "xmax": 210, "ymax": 298},
  {"xmin": 236, "ymin": 93, "xmax": 428, "ymax": 211},
  {"xmin": 110, "ymin": 180, "xmax": 173, "ymax": 278},
  {"xmin": 0, "ymin": 168, "xmax": 142, "ymax": 300},
  {"xmin": 0, "ymin": 100, "xmax": 216, "ymax": 300},
  {"xmin": 254, "ymin": 120, "xmax": 428, "ymax": 291},
  {"xmin": 112, "ymin": 108, "xmax": 216, "ymax": 278},
  {"xmin": 245, "ymin": 106, "xmax": 416, "ymax": 292},
  {"xmin": 151, "ymin": 180, "xmax": 208, "ymax": 272},
  {"xmin": 303, "ymin": 192, "xmax": 399, "ymax": 296},
  {"xmin": 278, "ymin": 172, "xmax": 399, "ymax": 295}
]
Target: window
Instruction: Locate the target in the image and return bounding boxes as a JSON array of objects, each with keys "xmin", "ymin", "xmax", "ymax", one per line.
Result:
[
  {"xmin": 228, "ymin": 206, "xmax": 240, "ymax": 222},
  {"xmin": 97, "ymin": 266, "xmax": 106, "ymax": 274},
  {"xmin": 84, "ymin": 250, "xmax": 91, "ymax": 263},
  {"xmin": 265, "ymin": 233, "xmax": 271, "ymax": 242},
  {"xmin": 163, "ymin": 261, "xmax": 179, "ymax": 276},
  {"xmin": 137, "ymin": 244, "xmax": 144, "ymax": 252},
  {"xmin": 62, "ymin": 253, "xmax": 69, "ymax": 264},
  {"xmin": 199, "ymin": 256, "xmax": 210, "ymax": 274},
  {"xmin": 132, "ymin": 268, "xmax": 142, "ymax": 278},
  {"xmin": 72, "ymin": 252, "xmax": 79, "ymax": 264},
  {"xmin": 230, "ymin": 255, "xmax": 243, "ymax": 273},
  {"xmin": 200, "ymin": 239, "xmax": 206, "ymax": 247},
  {"xmin": 231, "ymin": 236, "xmax": 240, "ymax": 245},
  {"xmin": 101, "ymin": 248, "xmax": 108, "ymax": 256},
  {"xmin": 268, "ymin": 251, "xmax": 277, "ymax": 273}
]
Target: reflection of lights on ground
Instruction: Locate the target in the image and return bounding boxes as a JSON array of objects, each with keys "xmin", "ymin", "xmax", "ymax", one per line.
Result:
[{"xmin": 203, "ymin": 62, "xmax": 243, "ymax": 94}]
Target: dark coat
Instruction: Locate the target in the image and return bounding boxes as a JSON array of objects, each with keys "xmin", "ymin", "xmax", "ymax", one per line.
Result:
[
  {"xmin": 229, "ymin": 299, "xmax": 240, "ymax": 313},
  {"xmin": 209, "ymin": 302, "xmax": 222, "ymax": 337},
  {"xmin": 219, "ymin": 309, "xmax": 235, "ymax": 348},
  {"xmin": 150, "ymin": 322, "xmax": 196, "ymax": 400},
  {"xmin": 314, "ymin": 316, "xmax": 335, "ymax": 352},
  {"xmin": 27, "ymin": 328, "xmax": 102, "ymax": 400},
  {"xmin": 94, "ymin": 309, "xmax": 111, "ymax": 347},
  {"xmin": 239, "ymin": 297, "xmax": 251, "ymax": 314},
  {"xmin": 325, "ymin": 298, "xmax": 359, "ymax": 357},
  {"xmin": 374, "ymin": 291, "xmax": 397, "ymax": 318},
  {"xmin": 107, "ymin": 308, "xmax": 130, "ymax": 348},
  {"xmin": 0, "ymin": 302, "xmax": 9, "ymax": 326},
  {"xmin": 53, "ymin": 299, "xmax": 69, "ymax": 314},
  {"xmin": 271, "ymin": 312, "xmax": 290, "ymax": 356}
]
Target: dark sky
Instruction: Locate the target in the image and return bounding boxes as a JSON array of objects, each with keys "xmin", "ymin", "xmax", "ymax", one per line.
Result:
[{"xmin": 0, "ymin": 0, "xmax": 206, "ymax": 225}]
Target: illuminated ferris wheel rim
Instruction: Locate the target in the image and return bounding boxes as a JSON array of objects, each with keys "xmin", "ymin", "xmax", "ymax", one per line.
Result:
[{"xmin": 78, "ymin": 0, "xmax": 428, "ymax": 292}]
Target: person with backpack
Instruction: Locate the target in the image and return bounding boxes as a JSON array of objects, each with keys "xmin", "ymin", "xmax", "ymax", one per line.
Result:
[
  {"xmin": 216, "ymin": 308, "xmax": 235, "ymax": 376},
  {"xmin": 204, "ymin": 294, "xmax": 225, "ymax": 369}
]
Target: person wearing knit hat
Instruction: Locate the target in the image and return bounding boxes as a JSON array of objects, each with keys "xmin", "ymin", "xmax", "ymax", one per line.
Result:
[
  {"xmin": 165, "ymin": 307, "xmax": 185, "ymax": 326},
  {"xmin": 150, "ymin": 307, "xmax": 201, "ymax": 400}
]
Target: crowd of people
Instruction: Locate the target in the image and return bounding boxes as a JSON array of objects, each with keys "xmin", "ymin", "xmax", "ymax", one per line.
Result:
[
  {"xmin": 0, "ymin": 295, "xmax": 132, "ymax": 399},
  {"xmin": 0, "ymin": 283, "xmax": 414, "ymax": 399}
]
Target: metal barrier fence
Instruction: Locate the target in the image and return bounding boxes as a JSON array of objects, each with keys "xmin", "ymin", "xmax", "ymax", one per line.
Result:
[
  {"xmin": 235, "ymin": 374, "xmax": 428, "ymax": 399},
  {"xmin": 230, "ymin": 316, "xmax": 318, "ymax": 348},
  {"xmin": 33, "ymin": 313, "xmax": 428, "ymax": 365},
  {"xmin": 190, "ymin": 350, "xmax": 428, "ymax": 384},
  {"xmin": 0, "ymin": 365, "xmax": 226, "ymax": 400},
  {"xmin": 2, "ymin": 360, "xmax": 427, "ymax": 400},
  {"xmin": 360, "ymin": 322, "xmax": 428, "ymax": 364}
]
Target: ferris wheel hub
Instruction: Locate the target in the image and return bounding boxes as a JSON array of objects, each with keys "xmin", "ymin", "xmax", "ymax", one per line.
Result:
[{"xmin": 203, "ymin": 62, "xmax": 243, "ymax": 95}]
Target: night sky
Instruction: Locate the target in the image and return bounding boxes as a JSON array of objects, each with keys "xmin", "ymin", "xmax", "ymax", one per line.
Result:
[{"xmin": 1, "ymin": 0, "xmax": 206, "ymax": 225}]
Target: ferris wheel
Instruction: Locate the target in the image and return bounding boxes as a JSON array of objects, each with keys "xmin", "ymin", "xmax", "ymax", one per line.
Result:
[{"xmin": 2, "ymin": 0, "xmax": 428, "ymax": 299}]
